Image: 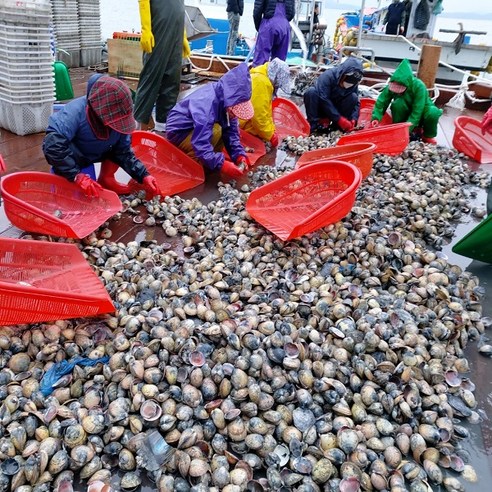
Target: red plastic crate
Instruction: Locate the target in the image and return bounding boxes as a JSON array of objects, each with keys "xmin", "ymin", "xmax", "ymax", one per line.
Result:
[
  {"xmin": 0, "ymin": 237, "xmax": 114, "ymax": 326},
  {"xmin": 224, "ymin": 129, "xmax": 267, "ymax": 167},
  {"xmin": 246, "ymin": 160, "xmax": 362, "ymax": 241},
  {"xmin": 337, "ymin": 122, "xmax": 411, "ymax": 155},
  {"xmin": 295, "ymin": 142, "xmax": 376, "ymax": 179},
  {"xmin": 1, "ymin": 172, "xmax": 122, "ymax": 238},
  {"xmin": 131, "ymin": 131, "xmax": 205, "ymax": 196},
  {"xmin": 452, "ymin": 116, "xmax": 492, "ymax": 164},
  {"xmin": 358, "ymin": 97, "xmax": 393, "ymax": 129},
  {"xmin": 272, "ymin": 97, "xmax": 310, "ymax": 140}
]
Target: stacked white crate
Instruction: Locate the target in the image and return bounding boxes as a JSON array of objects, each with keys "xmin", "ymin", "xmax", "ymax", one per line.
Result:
[
  {"xmin": 78, "ymin": 0, "xmax": 102, "ymax": 67},
  {"xmin": 0, "ymin": 0, "xmax": 55, "ymax": 136},
  {"xmin": 51, "ymin": 0, "xmax": 80, "ymax": 68}
]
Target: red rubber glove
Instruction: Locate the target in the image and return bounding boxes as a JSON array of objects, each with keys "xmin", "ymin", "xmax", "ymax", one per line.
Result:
[
  {"xmin": 351, "ymin": 120, "xmax": 357, "ymax": 129},
  {"xmin": 482, "ymin": 107, "xmax": 492, "ymax": 135},
  {"xmin": 221, "ymin": 159, "xmax": 244, "ymax": 178},
  {"xmin": 269, "ymin": 132, "xmax": 279, "ymax": 147},
  {"xmin": 371, "ymin": 119, "xmax": 380, "ymax": 128},
  {"xmin": 142, "ymin": 175, "xmax": 161, "ymax": 198},
  {"xmin": 338, "ymin": 116, "xmax": 353, "ymax": 132},
  {"xmin": 236, "ymin": 155, "xmax": 251, "ymax": 171},
  {"xmin": 74, "ymin": 173, "xmax": 103, "ymax": 198}
]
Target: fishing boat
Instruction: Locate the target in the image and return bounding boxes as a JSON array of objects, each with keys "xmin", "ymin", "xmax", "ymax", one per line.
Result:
[{"xmin": 334, "ymin": 2, "xmax": 492, "ymax": 85}]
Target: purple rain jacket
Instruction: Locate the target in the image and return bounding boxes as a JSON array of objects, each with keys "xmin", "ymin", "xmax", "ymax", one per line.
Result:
[{"xmin": 166, "ymin": 63, "xmax": 252, "ymax": 172}]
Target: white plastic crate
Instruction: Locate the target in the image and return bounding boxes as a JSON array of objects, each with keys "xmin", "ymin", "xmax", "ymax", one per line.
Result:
[
  {"xmin": 0, "ymin": 99, "xmax": 53, "ymax": 136},
  {"xmin": 80, "ymin": 47, "xmax": 101, "ymax": 67}
]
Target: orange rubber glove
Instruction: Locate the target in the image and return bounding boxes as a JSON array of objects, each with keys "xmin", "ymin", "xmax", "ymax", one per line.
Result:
[
  {"xmin": 269, "ymin": 132, "xmax": 279, "ymax": 147},
  {"xmin": 142, "ymin": 175, "xmax": 161, "ymax": 197},
  {"xmin": 482, "ymin": 107, "xmax": 492, "ymax": 135},
  {"xmin": 236, "ymin": 155, "xmax": 251, "ymax": 171},
  {"xmin": 371, "ymin": 119, "xmax": 380, "ymax": 128},
  {"xmin": 221, "ymin": 159, "xmax": 244, "ymax": 178},
  {"xmin": 74, "ymin": 173, "xmax": 103, "ymax": 198},
  {"xmin": 338, "ymin": 116, "xmax": 354, "ymax": 132}
]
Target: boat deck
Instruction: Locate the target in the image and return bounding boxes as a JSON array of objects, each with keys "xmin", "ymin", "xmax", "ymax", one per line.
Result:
[{"xmin": 1, "ymin": 67, "xmax": 492, "ymax": 490}]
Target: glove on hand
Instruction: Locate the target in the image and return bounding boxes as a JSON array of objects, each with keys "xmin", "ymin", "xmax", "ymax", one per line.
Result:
[
  {"xmin": 269, "ymin": 132, "xmax": 279, "ymax": 147},
  {"xmin": 370, "ymin": 119, "xmax": 380, "ymax": 128},
  {"xmin": 351, "ymin": 120, "xmax": 357, "ymax": 129},
  {"xmin": 75, "ymin": 173, "xmax": 103, "ymax": 198},
  {"xmin": 143, "ymin": 175, "xmax": 161, "ymax": 197},
  {"xmin": 236, "ymin": 155, "xmax": 251, "ymax": 171},
  {"xmin": 338, "ymin": 116, "xmax": 354, "ymax": 132},
  {"xmin": 482, "ymin": 107, "xmax": 492, "ymax": 135},
  {"xmin": 139, "ymin": 0, "xmax": 155, "ymax": 53},
  {"xmin": 222, "ymin": 159, "xmax": 244, "ymax": 178}
]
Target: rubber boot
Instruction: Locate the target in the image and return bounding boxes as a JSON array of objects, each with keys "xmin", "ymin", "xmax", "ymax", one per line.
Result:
[
  {"xmin": 97, "ymin": 160, "xmax": 132, "ymax": 195},
  {"xmin": 422, "ymin": 136, "xmax": 437, "ymax": 145}
]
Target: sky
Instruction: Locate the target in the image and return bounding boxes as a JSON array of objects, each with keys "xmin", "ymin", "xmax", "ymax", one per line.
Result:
[{"xmin": 327, "ymin": 0, "xmax": 492, "ymax": 16}]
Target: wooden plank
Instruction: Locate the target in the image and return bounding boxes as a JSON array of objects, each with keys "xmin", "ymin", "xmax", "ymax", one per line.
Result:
[{"xmin": 107, "ymin": 39, "xmax": 143, "ymax": 79}]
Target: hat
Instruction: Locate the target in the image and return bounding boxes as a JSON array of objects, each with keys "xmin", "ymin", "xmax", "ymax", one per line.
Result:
[
  {"xmin": 268, "ymin": 58, "xmax": 292, "ymax": 95},
  {"xmin": 228, "ymin": 100, "xmax": 254, "ymax": 120},
  {"xmin": 344, "ymin": 70, "xmax": 363, "ymax": 85},
  {"xmin": 389, "ymin": 81, "xmax": 407, "ymax": 94},
  {"xmin": 88, "ymin": 77, "xmax": 136, "ymax": 134}
]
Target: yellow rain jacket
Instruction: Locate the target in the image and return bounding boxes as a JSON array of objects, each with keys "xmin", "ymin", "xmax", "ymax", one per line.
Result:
[{"xmin": 239, "ymin": 63, "xmax": 275, "ymax": 141}]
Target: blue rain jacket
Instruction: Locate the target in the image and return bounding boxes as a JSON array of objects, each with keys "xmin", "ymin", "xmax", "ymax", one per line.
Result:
[
  {"xmin": 312, "ymin": 57, "xmax": 363, "ymax": 123},
  {"xmin": 43, "ymin": 74, "xmax": 148, "ymax": 183},
  {"xmin": 166, "ymin": 63, "xmax": 252, "ymax": 172}
]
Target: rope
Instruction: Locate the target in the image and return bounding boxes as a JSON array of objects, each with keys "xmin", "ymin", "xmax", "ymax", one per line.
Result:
[{"xmin": 186, "ymin": 52, "xmax": 232, "ymax": 73}]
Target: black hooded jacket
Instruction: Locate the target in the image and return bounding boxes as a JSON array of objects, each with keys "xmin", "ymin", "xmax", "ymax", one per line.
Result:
[
  {"xmin": 253, "ymin": 0, "xmax": 295, "ymax": 31},
  {"xmin": 227, "ymin": 0, "xmax": 244, "ymax": 16}
]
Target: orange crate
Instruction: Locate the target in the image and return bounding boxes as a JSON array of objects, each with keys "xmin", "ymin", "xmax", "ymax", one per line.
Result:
[
  {"xmin": 1, "ymin": 172, "xmax": 122, "ymax": 238},
  {"xmin": 453, "ymin": 116, "xmax": 492, "ymax": 164},
  {"xmin": 131, "ymin": 131, "xmax": 205, "ymax": 196},
  {"xmin": 246, "ymin": 160, "xmax": 362, "ymax": 241},
  {"xmin": 357, "ymin": 97, "xmax": 393, "ymax": 129},
  {"xmin": 272, "ymin": 97, "xmax": 310, "ymax": 140},
  {"xmin": 295, "ymin": 142, "xmax": 376, "ymax": 179},
  {"xmin": 337, "ymin": 122, "xmax": 411, "ymax": 155},
  {"xmin": 0, "ymin": 237, "xmax": 114, "ymax": 326}
]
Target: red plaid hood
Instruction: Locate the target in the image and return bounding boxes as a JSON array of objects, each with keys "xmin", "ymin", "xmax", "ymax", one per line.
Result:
[{"xmin": 87, "ymin": 77, "xmax": 135, "ymax": 134}]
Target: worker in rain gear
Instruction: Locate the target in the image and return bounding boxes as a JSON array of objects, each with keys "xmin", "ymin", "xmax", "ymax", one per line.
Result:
[
  {"xmin": 166, "ymin": 63, "xmax": 254, "ymax": 179},
  {"xmin": 43, "ymin": 75, "xmax": 160, "ymax": 198},
  {"xmin": 252, "ymin": 0, "xmax": 295, "ymax": 67},
  {"xmin": 303, "ymin": 57, "xmax": 364, "ymax": 134},
  {"xmin": 133, "ymin": 0, "xmax": 185, "ymax": 132},
  {"xmin": 239, "ymin": 58, "xmax": 291, "ymax": 147},
  {"xmin": 482, "ymin": 106, "xmax": 492, "ymax": 135},
  {"xmin": 371, "ymin": 59, "xmax": 443, "ymax": 144}
]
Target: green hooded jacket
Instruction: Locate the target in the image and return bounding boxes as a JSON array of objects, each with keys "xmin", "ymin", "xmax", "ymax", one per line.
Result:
[{"xmin": 372, "ymin": 59, "xmax": 437, "ymax": 132}]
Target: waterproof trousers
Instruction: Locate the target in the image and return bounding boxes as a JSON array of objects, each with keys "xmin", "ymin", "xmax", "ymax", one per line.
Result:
[
  {"xmin": 303, "ymin": 86, "xmax": 358, "ymax": 131},
  {"xmin": 390, "ymin": 98, "xmax": 443, "ymax": 138},
  {"xmin": 176, "ymin": 124, "xmax": 224, "ymax": 166},
  {"xmin": 252, "ymin": 3, "xmax": 290, "ymax": 67},
  {"xmin": 227, "ymin": 12, "xmax": 241, "ymax": 56},
  {"xmin": 134, "ymin": 0, "xmax": 184, "ymax": 126}
]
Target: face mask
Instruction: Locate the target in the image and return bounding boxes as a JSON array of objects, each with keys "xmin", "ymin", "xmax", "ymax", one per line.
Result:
[{"xmin": 342, "ymin": 81, "xmax": 355, "ymax": 89}]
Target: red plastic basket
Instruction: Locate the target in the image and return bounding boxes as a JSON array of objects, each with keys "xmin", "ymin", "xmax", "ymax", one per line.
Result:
[
  {"xmin": 131, "ymin": 131, "xmax": 205, "ymax": 196},
  {"xmin": 0, "ymin": 172, "xmax": 122, "ymax": 238},
  {"xmin": 272, "ymin": 97, "xmax": 310, "ymax": 140},
  {"xmin": 0, "ymin": 154, "xmax": 5, "ymax": 173},
  {"xmin": 337, "ymin": 122, "xmax": 411, "ymax": 155},
  {"xmin": 0, "ymin": 237, "xmax": 114, "ymax": 326},
  {"xmin": 452, "ymin": 116, "xmax": 492, "ymax": 164},
  {"xmin": 224, "ymin": 129, "xmax": 267, "ymax": 167},
  {"xmin": 358, "ymin": 98, "xmax": 393, "ymax": 129},
  {"xmin": 246, "ymin": 160, "xmax": 362, "ymax": 241},
  {"xmin": 295, "ymin": 142, "xmax": 376, "ymax": 179}
]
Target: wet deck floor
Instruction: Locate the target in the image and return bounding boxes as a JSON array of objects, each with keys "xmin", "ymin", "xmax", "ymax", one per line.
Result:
[{"xmin": 1, "ymin": 67, "xmax": 492, "ymax": 490}]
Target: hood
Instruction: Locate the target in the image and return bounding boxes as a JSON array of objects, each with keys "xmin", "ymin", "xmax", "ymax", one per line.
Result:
[
  {"xmin": 389, "ymin": 59, "xmax": 414, "ymax": 88},
  {"xmin": 218, "ymin": 63, "xmax": 252, "ymax": 108},
  {"xmin": 336, "ymin": 57, "xmax": 364, "ymax": 83},
  {"xmin": 267, "ymin": 58, "xmax": 291, "ymax": 94}
]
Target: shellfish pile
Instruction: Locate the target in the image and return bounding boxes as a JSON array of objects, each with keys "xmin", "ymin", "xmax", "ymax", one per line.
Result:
[{"xmin": 0, "ymin": 141, "xmax": 490, "ymax": 492}]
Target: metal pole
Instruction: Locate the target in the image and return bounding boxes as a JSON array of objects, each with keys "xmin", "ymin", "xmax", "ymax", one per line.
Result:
[{"xmin": 357, "ymin": 0, "xmax": 366, "ymax": 48}]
